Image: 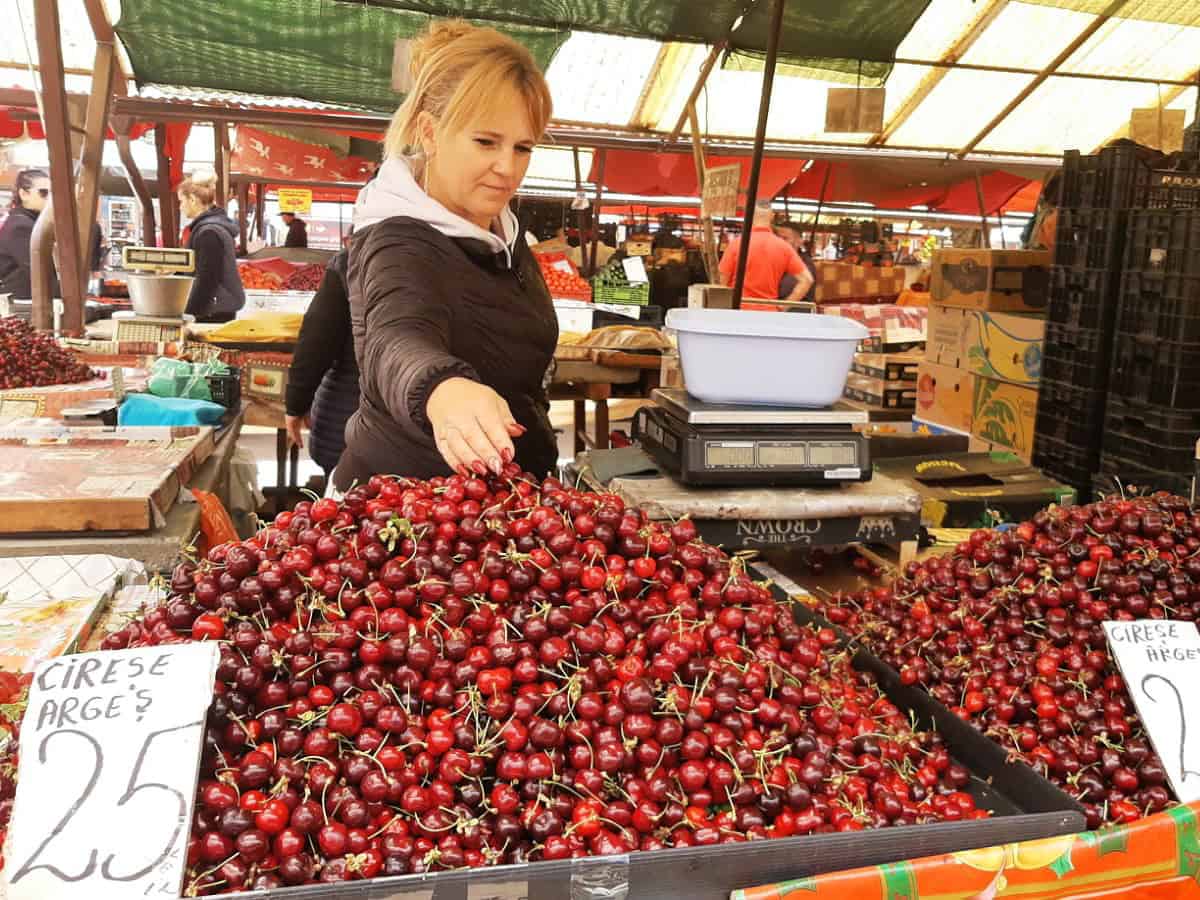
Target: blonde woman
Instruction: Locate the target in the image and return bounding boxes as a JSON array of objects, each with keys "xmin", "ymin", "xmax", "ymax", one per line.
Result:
[
  {"xmin": 178, "ymin": 170, "xmax": 244, "ymax": 323},
  {"xmin": 335, "ymin": 20, "xmax": 558, "ymax": 487}
]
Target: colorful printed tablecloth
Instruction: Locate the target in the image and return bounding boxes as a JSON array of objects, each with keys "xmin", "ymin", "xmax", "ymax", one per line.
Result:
[{"xmin": 735, "ymin": 803, "xmax": 1200, "ymax": 900}]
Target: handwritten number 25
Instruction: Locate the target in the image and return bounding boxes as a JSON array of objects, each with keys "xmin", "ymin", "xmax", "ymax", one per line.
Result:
[{"xmin": 10, "ymin": 721, "xmax": 201, "ymax": 885}]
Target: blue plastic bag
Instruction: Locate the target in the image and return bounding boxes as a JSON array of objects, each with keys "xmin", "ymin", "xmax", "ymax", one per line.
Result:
[{"xmin": 118, "ymin": 393, "xmax": 226, "ymax": 427}]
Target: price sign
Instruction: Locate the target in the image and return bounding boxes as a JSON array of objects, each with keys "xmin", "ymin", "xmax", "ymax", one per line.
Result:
[
  {"xmin": 9, "ymin": 643, "xmax": 219, "ymax": 899},
  {"xmin": 277, "ymin": 188, "xmax": 312, "ymax": 214},
  {"xmin": 1103, "ymin": 620, "xmax": 1200, "ymax": 802},
  {"xmin": 702, "ymin": 163, "xmax": 741, "ymax": 219}
]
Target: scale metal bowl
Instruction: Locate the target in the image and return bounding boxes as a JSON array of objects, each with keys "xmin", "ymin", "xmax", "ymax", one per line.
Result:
[{"xmin": 126, "ymin": 273, "xmax": 194, "ymax": 317}]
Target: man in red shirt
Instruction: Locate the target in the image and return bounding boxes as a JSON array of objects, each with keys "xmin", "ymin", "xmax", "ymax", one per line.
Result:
[{"xmin": 719, "ymin": 203, "xmax": 813, "ymax": 311}]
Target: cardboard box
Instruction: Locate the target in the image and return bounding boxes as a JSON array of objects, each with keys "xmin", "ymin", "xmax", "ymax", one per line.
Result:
[
  {"xmin": 915, "ymin": 362, "xmax": 976, "ymax": 433},
  {"xmin": 931, "ymin": 249, "xmax": 1051, "ymax": 313},
  {"xmin": 875, "ymin": 453, "xmax": 1077, "ymax": 528},
  {"xmin": 814, "ymin": 262, "xmax": 906, "ymax": 303},
  {"xmin": 822, "ymin": 304, "xmax": 927, "ymax": 351},
  {"xmin": 852, "ymin": 351, "xmax": 923, "ymax": 382},
  {"xmin": 972, "ymin": 376, "xmax": 1039, "ymax": 459},
  {"xmin": 843, "ymin": 372, "xmax": 916, "ymax": 409},
  {"xmin": 925, "ymin": 306, "xmax": 1045, "ymax": 386}
]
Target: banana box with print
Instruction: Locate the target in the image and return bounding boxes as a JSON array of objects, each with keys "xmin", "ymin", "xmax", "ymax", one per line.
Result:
[{"xmin": 927, "ymin": 305, "xmax": 1045, "ymax": 387}]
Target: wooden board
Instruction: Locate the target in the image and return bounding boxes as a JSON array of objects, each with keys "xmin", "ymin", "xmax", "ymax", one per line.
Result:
[{"xmin": 0, "ymin": 426, "xmax": 215, "ymax": 534}]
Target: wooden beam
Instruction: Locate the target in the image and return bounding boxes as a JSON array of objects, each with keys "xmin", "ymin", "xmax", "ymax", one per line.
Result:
[
  {"xmin": 81, "ymin": 0, "xmax": 130, "ymax": 97},
  {"xmin": 957, "ymin": 0, "xmax": 1134, "ymax": 158},
  {"xmin": 155, "ymin": 124, "xmax": 179, "ymax": 247},
  {"xmin": 30, "ymin": 198, "xmax": 56, "ymax": 331},
  {"xmin": 33, "ymin": 0, "xmax": 85, "ymax": 334},
  {"xmin": 214, "ymin": 121, "xmax": 228, "ymax": 207},
  {"xmin": 75, "ymin": 41, "xmax": 115, "ymax": 282},
  {"xmin": 667, "ymin": 43, "xmax": 724, "ymax": 143},
  {"xmin": 873, "ymin": 0, "xmax": 1009, "ymax": 146},
  {"xmin": 236, "ymin": 182, "xmax": 250, "ymax": 255},
  {"xmin": 114, "ymin": 122, "xmax": 156, "ymax": 246},
  {"xmin": 687, "ymin": 102, "xmax": 719, "ymax": 282},
  {"xmin": 218, "ymin": 122, "xmax": 232, "ymax": 206},
  {"xmin": 255, "ymin": 182, "xmax": 268, "ymax": 240},
  {"xmin": 628, "ymin": 44, "xmax": 673, "ymax": 130}
]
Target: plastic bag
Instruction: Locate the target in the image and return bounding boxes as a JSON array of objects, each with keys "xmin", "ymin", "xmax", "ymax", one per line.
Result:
[{"xmin": 146, "ymin": 357, "xmax": 230, "ymax": 401}]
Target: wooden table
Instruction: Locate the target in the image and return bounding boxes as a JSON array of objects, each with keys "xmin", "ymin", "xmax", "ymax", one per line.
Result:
[
  {"xmin": 0, "ymin": 408, "xmax": 244, "ymax": 572},
  {"xmin": 551, "ymin": 348, "xmax": 662, "ymax": 453}
]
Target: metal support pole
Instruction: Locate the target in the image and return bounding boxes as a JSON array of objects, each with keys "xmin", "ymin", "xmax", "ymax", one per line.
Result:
[
  {"xmin": 255, "ymin": 182, "xmax": 268, "ymax": 240},
  {"xmin": 236, "ymin": 182, "xmax": 250, "ymax": 254},
  {"xmin": 33, "ymin": 0, "xmax": 85, "ymax": 333},
  {"xmin": 731, "ymin": 0, "xmax": 786, "ymax": 310},
  {"xmin": 809, "ymin": 164, "xmax": 832, "ymax": 248},
  {"xmin": 214, "ymin": 121, "xmax": 228, "ymax": 207},
  {"xmin": 590, "ymin": 150, "xmax": 607, "ymax": 276},
  {"xmin": 974, "ymin": 169, "xmax": 991, "ymax": 249}
]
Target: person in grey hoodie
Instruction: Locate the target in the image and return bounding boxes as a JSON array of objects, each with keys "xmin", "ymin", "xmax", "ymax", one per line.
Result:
[
  {"xmin": 178, "ymin": 170, "xmax": 245, "ymax": 323},
  {"xmin": 334, "ymin": 20, "xmax": 558, "ymax": 489}
]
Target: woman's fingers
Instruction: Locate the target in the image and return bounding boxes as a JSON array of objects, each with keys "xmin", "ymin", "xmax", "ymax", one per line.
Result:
[
  {"xmin": 462, "ymin": 417, "xmax": 508, "ymax": 474},
  {"xmin": 435, "ymin": 428, "xmax": 470, "ymax": 477}
]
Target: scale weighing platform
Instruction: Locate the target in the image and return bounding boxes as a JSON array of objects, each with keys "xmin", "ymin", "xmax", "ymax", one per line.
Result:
[
  {"xmin": 112, "ymin": 246, "xmax": 196, "ymax": 343},
  {"xmin": 633, "ymin": 388, "xmax": 871, "ymax": 487}
]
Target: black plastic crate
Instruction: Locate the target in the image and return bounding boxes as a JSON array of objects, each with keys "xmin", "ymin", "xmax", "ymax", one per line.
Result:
[
  {"xmin": 1047, "ymin": 266, "xmax": 1120, "ymax": 330},
  {"xmin": 1032, "ymin": 433, "xmax": 1097, "ymax": 488},
  {"xmin": 1060, "ymin": 142, "xmax": 1148, "ymax": 209},
  {"xmin": 1034, "ymin": 378, "xmax": 1106, "ymax": 444},
  {"xmin": 1039, "ymin": 322, "xmax": 1112, "ymax": 392},
  {"xmin": 1111, "ymin": 334, "xmax": 1200, "ymax": 409},
  {"xmin": 1104, "ymin": 393, "xmax": 1200, "ymax": 473},
  {"xmin": 1133, "ymin": 155, "xmax": 1200, "ymax": 210},
  {"xmin": 1096, "ymin": 453, "xmax": 1195, "ymax": 500},
  {"xmin": 206, "ymin": 366, "xmax": 241, "ymax": 409},
  {"xmin": 1117, "ymin": 268, "xmax": 1200, "ymax": 343},
  {"xmin": 1055, "ymin": 207, "xmax": 1126, "ymax": 271},
  {"xmin": 1124, "ymin": 208, "xmax": 1200, "ymax": 275}
]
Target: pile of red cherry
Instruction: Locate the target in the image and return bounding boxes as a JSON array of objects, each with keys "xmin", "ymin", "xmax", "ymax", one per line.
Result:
[
  {"xmin": 0, "ymin": 317, "xmax": 94, "ymax": 390},
  {"xmin": 813, "ymin": 492, "xmax": 1197, "ymax": 830},
  {"xmin": 102, "ymin": 469, "xmax": 985, "ymax": 893}
]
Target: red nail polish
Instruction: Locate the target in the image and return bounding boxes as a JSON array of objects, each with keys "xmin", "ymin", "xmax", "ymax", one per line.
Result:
[
  {"xmin": 501, "ymin": 448, "xmax": 514, "ymax": 463},
  {"xmin": 472, "ymin": 460, "xmax": 488, "ymax": 475}
]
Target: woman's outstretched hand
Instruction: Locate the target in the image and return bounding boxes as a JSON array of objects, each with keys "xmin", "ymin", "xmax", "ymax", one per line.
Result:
[{"xmin": 426, "ymin": 377, "xmax": 526, "ymax": 476}]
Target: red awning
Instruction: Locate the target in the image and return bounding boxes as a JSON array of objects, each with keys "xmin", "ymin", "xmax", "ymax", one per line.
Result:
[
  {"xmin": 782, "ymin": 159, "xmax": 1037, "ymax": 216},
  {"xmin": 233, "ymin": 126, "xmax": 374, "ymax": 185},
  {"xmin": 590, "ymin": 149, "xmax": 805, "ymax": 205}
]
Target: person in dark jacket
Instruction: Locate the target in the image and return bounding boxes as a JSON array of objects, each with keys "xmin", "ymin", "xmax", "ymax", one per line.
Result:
[
  {"xmin": 334, "ymin": 19, "xmax": 558, "ymax": 489},
  {"xmin": 0, "ymin": 169, "xmax": 51, "ymax": 299},
  {"xmin": 178, "ymin": 170, "xmax": 245, "ymax": 322},
  {"xmin": 285, "ymin": 250, "xmax": 359, "ymax": 479},
  {"xmin": 281, "ymin": 213, "xmax": 308, "ymax": 248}
]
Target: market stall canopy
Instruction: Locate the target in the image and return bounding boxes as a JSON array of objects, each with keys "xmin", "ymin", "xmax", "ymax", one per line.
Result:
[
  {"xmin": 3, "ymin": 0, "xmax": 1199, "ymax": 159},
  {"xmin": 587, "ymin": 149, "xmax": 1041, "ymax": 216},
  {"xmin": 781, "ymin": 159, "xmax": 1042, "ymax": 215}
]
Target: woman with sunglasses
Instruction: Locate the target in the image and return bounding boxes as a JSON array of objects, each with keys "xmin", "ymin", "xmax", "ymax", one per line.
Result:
[{"xmin": 0, "ymin": 169, "xmax": 53, "ymax": 299}]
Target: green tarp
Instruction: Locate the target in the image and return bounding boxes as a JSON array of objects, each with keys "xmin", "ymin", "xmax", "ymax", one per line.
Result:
[
  {"xmin": 116, "ymin": 0, "xmax": 932, "ymax": 110},
  {"xmin": 116, "ymin": 0, "xmax": 569, "ymax": 112}
]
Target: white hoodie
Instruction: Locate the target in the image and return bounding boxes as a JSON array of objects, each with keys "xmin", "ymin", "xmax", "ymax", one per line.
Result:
[{"xmin": 353, "ymin": 157, "xmax": 521, "ymax": 268}]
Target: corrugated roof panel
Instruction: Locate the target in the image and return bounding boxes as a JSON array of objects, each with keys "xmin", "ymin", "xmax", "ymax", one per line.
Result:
[
  {"xmin": 10, "ymin": 0, "xmax": 102, "ymax": 71},
  {"xmin": 886, "ymin": 68, "xmax": 1034, "ymax": 150},
  {"xmin": 1062, "ymin": 16, "xmax": 1200, "ymax": 81},
  {"xmin": 878, "ymin": 0, "xmax": 999, "ymax": 127},
  {"xmin": 959, "ymin": 3, "xmax": 1092, "ymax": 69},
  {"xmin": 978, "ymin": 75, "xmax": 1176, "ymax": 155},
  {"xmin": 526, "ymin": 145, "xmax": 594, "ymax": 185},
  {"xmin": 545, "ymin": 33, "xmax": 663, "ymax": 125}
]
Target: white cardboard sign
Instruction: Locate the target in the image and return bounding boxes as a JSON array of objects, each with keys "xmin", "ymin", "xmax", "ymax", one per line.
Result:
[
  {"xmin": 8, "ymin": 643, "xmax": 219, "ymax": 899},
  {"xmin": 1103, "ymin": 620, "xmax": 1200, "ymax": 803}
]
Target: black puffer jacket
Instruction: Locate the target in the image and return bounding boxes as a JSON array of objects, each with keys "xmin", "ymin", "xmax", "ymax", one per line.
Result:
[
  {"xmin": 335, "ymin": 217, "xmax": 558, "ymax": 488},
  {"xmin": 0, "ymin": 207, "xmax": 57, "ymax": 299},
  {"xmin": 185, "ymin": 207, "xmax": 245, "ymax": 322},
  {"xmin": 286, "ymin": 251, "xmax": 358, "ymax": 476}
]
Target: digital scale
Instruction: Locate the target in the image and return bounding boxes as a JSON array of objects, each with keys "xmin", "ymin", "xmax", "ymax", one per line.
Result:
[
  {"xmin": 113, "ymin": 246, "xmax": 196, "ymax": 343},
  {"xmin": 633, "ymin": 388, "xmax": 871, "ymax": 487}
]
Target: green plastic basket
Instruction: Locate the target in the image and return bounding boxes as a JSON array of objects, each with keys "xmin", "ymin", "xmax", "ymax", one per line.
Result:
[{"xmin": 593, "ymin": 282, "xmax": 650, "ymax": 305}]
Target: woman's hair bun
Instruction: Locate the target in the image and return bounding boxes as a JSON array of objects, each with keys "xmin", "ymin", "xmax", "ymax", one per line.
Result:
[
  {"xmin": 187, "ymin": 168, "xmax": 219, "ymax": 188},
  {"xmin": 408, "ymin": 19, "xmax": 475, "ymax": 79}
]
